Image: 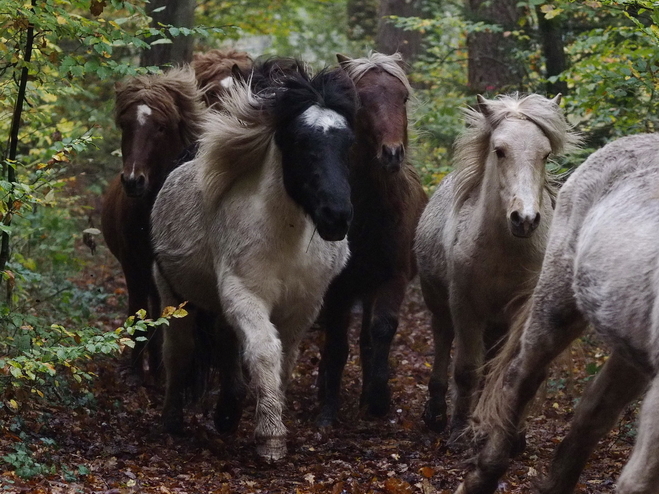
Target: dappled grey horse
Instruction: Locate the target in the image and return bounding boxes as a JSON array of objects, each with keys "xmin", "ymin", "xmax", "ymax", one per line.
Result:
[
  {"xmin": 458, "ymin": 133, "xmax": 659, "ymax": 494},
  {"xmin": 415, "ymin": 93, "xmax": 579, "ymax": 440}
]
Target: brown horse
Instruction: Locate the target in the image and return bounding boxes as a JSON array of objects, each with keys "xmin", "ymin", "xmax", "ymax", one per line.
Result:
[
  {"xmin": 191, "ymin": 49, "xmax": 253, "ymax": 109},
  {"xmin": 316, "ymin": 52, "xmax": 428, "ymax": 426},
  {"xmin": 101, "ymin": 66, "xmax": 205, "ymax": 376}
]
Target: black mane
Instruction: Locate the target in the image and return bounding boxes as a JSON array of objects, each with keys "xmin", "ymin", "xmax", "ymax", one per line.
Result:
[{"xmin": 249, "ymin": 57, "xmax": 357, "ymax": 131}]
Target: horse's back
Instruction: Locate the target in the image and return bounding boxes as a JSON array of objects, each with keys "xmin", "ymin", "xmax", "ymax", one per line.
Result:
[{"xmin": 549, "ymin": 133, "xmax": 659, "ymax": 370}]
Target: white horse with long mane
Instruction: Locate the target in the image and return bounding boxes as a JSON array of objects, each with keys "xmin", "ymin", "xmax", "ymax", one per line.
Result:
[
  {"xmin": 150, "ymin": 60, "xmax": 357, "ymax": 461},
  {"xmin": 415, "ymin": 93, "xmax": 580, "ymax": 440},
  {"xmin": 457, "ymin": 132, "xmax": 659, "ymax": 494}
]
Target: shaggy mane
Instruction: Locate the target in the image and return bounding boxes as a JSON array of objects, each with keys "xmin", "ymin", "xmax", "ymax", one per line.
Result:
[
  {"xmin": 338, "ymin": 51, "xmax": 412, "ymax": 96},
  {"xmin": 192, "ymin": 49, "xmax": 253, "ymax": 108},
  {"xmin": 114, "ymin": 66, "xmax": 205, "ymax": 147},
  {"xmin": 452, "ymin": 93, "xmax": 581, "ymax": 208},
  {"xmin": 199, "ymin": 58, "xmax": 357, "ymax": 208}
]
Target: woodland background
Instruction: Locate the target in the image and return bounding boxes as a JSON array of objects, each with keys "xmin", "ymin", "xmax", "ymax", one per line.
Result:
[{"xmin": 0, "ymin": 0, "xmax": 658, "ymax": 492}]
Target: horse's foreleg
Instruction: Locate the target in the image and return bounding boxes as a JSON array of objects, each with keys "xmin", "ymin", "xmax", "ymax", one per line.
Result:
[
  {"xmin": 361, "ymin": 277, "xmax": 406, "ymax": 417},
  {"xmin": 615, "ymin": 373, "xmax": 659, "ymax": 494},
  {"xmin": 316, "ymin": 284, "xmax": 354, "ymax": 427},
  {"xmin": 421, "ymin": 280, "xmax": 454, "ymax": 433},
  {"xmin": 278, "ymin": 307, "xmax": 317, "ymax": 394},
  {"xmin": 449, "ymin": 300, "xmax": 485, "ymax": 443},
  {"xmin": 214, "ymin": 321, "xmax": 246, "ymax": 434},
  {"xmin": 124, "ymin": 264, "xmax": 153, "ymax": 374},
  {"xmin": 538, "ymin": 351, "xmax": 648, "ymax": 494},
  {"xmin": 220, "ymin": 276, "xmax": 286, "ymax": 461},
  {"xmin": 359, "ymin": 293, "xmax": 375, "ymax": 407}
]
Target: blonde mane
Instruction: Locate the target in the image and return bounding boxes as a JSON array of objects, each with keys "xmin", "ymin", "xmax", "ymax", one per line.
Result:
[
  {"xmin": 339, "ymin": 52, "xmax": 413, "ymax": 95},
  {"xmin": 198, "ymin": 80, "xmax": 276, "ymax": 209},
  {"xmin": 452, "ymin": 93, "xmax": 581, "ymax": 208},
  {"xmin": 114, "ymin": 66, "xmax": 205, "ymax": 147}
]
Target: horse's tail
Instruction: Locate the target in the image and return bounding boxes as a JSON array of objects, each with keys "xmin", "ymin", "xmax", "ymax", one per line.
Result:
[{"xmin": 470, "ymin": 294, "xmax": 534, "ymax": 440}]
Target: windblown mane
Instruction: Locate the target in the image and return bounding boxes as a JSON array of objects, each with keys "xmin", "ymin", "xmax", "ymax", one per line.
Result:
[
  {"xmin": 114, "ymin": 66, "xmax": 205, "ymax": 147},
  {"xmin": 199, "ymin": 58, "xmax": 357, "ymax": 208},
  {"xmin": 191, "ymin": 49, "xmax": 253, "ymax": 108},
  {"xmin": 338, "ymin": 51, "xmax": 413, "ymax": 95},
  {"xmin": 452, "ymin": 93, "xmax": 581, "ymax": 208}
]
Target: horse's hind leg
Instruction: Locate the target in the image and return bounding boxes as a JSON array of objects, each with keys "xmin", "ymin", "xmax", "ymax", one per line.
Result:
[
  {"xmin": 616, "ymin": 374, "xmax": 659, "ymax": 494},
  {"xmin": 538, "ymin": 351, "xmax": 648, "ymax": 494},
  {"xmin": 456, "ymin": 263, "xmax": 586, "ymax": 494},
  {"xmin": 421, "ymin": 279, "xmax": 453, "ymax": 433},
  {"xmin": 358, "ymin": 293, "xmax": 374, "ymax": 407},
  {"xmin": 214, "ymin": 322, "xmax": 246, "ymax": 434},
  {"xmin": 317, "ymin": 283, "xmax": 354, "ymax": 427},
  {"xmin": 362, "ymin": 276, "xmax": 406, "ymax": 417}
]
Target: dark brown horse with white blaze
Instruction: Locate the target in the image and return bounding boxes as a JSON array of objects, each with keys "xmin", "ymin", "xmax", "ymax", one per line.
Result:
[
  {"xmin": 191, "ymin": 49, "xmax": 253, "ymax": 109},
  {"xmin": 101, "ymin": 67, "xmax": 205, "ymax": 376},
  {"xmin": 316, "ymin": 52, "xmax": 428, "ymax": 426}
]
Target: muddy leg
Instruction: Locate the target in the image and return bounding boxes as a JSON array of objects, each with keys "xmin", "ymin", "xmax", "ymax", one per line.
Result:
[
  {"xmin": 214, "ymin": 322, "xmax": 246, "ymax": 434},
  {"xmin": 537, "ymin": 351, "xmax": 648, "ymax": 494},
  {"xmin": 316, "ymin": 283, "xmax": 354, "ymax": 427},
  {"xmin": 421, "ymin": 279, "xmax": 454, "ymax": 433},
  {"xmin": 616, "ymin": 375, "xmax": 659, "ymax": 494},
  {"xmin": 361, "ymin": 277, "xmax": 406, "ymax": 417}
]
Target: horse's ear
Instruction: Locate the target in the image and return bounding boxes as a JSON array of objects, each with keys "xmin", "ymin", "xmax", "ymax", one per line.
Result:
[
  {"xmin": 477, "ymin": 94, "xmax": 492, "ymax": 117},
  {"xmin": 551, "ymin": 93, "xmax": 562, "ymax": 106},
  {"xmin": 231, "ymin": 63, "xmax": 246, "ymax": 83},
  {"xmin": 336, "ymin": 53, "xmax": 352, "ymax": 69}
]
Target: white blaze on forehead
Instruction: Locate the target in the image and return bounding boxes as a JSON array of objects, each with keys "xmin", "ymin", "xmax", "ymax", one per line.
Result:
[
  {"xmin": 136, "ymin": 104, "xmax": 152, "ymax": 126},
  {"xmin": 301, "ymin": 105, "xmax": 347, "ymax": 132},
  {"xmin": 220, "ymin": 76, "xmax": 234, "ymax": 89}
]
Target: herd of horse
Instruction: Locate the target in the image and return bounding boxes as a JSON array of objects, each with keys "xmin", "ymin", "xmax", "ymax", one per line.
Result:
[{"xmin": 99, "ymin": 49, "xmax": 659, "ymax": 493}]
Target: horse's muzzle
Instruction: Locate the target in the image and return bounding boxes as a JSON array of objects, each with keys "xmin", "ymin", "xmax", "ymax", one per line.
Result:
[
  {"xmin": 121, "ymin": 173, "xmax": 147, "ymax": 198},
  {"xmin": 315, "ymin": 205, "xmax": 352, "ymax": 241},
  {"xmin": 379, "ymin": 144, "xmax": 405, "ymax": 173},
  {"xmin": 509, "ymin": 210, "xmax": 541, "ymax": 238}
]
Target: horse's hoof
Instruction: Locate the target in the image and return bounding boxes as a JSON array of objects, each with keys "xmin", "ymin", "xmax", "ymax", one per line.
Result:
[
  {"xmin": 316, "ymin": 410, "xmax": 337, "ymax": 429},
  {"xmin": 256, "ymin": 436, "xmax": 287, "ymax": 462},
  {"xmin": 362, "ymin": 383, "xmax": 391, "ymax": 417},
  {"xmin": 422, "ymin": 402, "xmax": 448, "ymax": 433},
  {"xmin": 453, "ymin": 483, "xmax": 467, "ymax": 494}
]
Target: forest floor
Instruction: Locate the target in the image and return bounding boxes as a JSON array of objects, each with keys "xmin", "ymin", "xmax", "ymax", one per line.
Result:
[{"xmin": 0, "ymin": 241, "xmax": 640, "ymax": 494}]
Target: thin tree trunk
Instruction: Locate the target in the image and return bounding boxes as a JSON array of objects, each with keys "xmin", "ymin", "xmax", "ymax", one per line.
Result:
[
  {"xmin": 536, "ymin": 4, "xmax": 568, "ymax": 96},
  {"xmin": 466, "ymin": 0, "xmax": 524, "ymax": 94},
  {"xmin": 140, "ymin": 0, "xmax": 195, "ymax": 68},
  {"xmin": 376, "ymin": 0, "xmax": 424, "ymax": 62},
  {"xmin": 0, "ymin": 0, "xmax": 35, "ymax": 274},
  {"xmin": 348, "ymin": 0, "xmax": 379, "ymax": 42}
]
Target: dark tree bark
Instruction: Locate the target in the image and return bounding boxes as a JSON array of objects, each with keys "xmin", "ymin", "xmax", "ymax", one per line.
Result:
[
  {"xmin": 376, "ymin": 0, "xmax": 424, "ymax": 62},
  {"xmin": 348, "ymin": 0, "xmax": 379, "ymax": 42},
  {"xmin": 536, "ymin": 4, "xmax": 568, "ymax": 96},
  {"xmin": 466, "ymin": 0, "xmax": 524, "ymax": 94},
  {"xmin": 140, "ymin": 0, "xmax": 195, "ymax": 68}
]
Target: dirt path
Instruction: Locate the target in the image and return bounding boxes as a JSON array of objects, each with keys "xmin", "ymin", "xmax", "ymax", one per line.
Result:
[{"xmin": 1, "ymin": 255, "xmax": 637, "ymax": 493}]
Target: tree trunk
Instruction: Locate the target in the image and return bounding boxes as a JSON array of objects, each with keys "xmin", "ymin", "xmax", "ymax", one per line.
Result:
[
  {"xmin": 466, "ymin": 0, "xmax": 524, "ymax": 94},
  {"xmin": 376, "ymin": 0, "xmax": 423, "ymax": 62},
  {"xmin": 536, "ymin": 4, "xmax": 568, "ymax": 96},
  {"xmin": 140, "ymin": 0, "xmax": 195, "ymax": 68},
  {"xmin": 348, "ymin": 0, "xmax": 379, "ymax": 42}
]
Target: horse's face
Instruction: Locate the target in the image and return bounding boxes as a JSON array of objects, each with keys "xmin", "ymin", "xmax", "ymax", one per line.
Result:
[
  {"xmin": 117, "ymin": 102, "xmax": 184, "ymax": 198},
  {"xmin": 355, "ymin": 69, "xmax": 409, "ymax": 172},
  {"xmin": 276, "ymin": 104, "xmax": 354, "ymax": 241},
  {"xmin": 490, "ymin": 118, "xmax": 552, "ymax": 238}
]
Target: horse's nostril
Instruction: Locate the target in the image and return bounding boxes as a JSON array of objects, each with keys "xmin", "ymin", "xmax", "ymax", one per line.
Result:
[
  {"xmin": 136, "ymin": 174, "xmax": 146, "ymax": 186},
  {"xmin": 510, "ymin": 210, "xmax": 522, "ymax": 226},
  {"xmin": 532, "ymin": 212, "xmax": 541, "ymax": 228}
]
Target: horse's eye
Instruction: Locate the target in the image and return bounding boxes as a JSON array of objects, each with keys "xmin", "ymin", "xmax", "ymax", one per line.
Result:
[
  {"xmin": 495, "ymin": 148, "xmax": 506, "ymax": 159},
  {"xmin": 404, "ymin": 96, "xmax": 409, "ymax": 104},
  {"xmin": 543, "ymin": 152, "xmax": 551, "ymax": 161},
  {"xmin": 157, "ymin": 125, "xmax": 166, "ymax": 133}
]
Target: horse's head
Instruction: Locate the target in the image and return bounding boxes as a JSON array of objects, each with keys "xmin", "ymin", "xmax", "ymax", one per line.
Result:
[
  {"xmin": 478, "ymin": 94, "xmax": 563, "ymax": 238},
  {"xmin": 272, "ymin": 65, "xmax": 357, "ymax": 241},
  {"xmin": 192, "ymin": 49, "xmax": 253, "ymax": 109},
  {"xmin": 338, "ymin": 53, "xmax": 411, "ymax": 173},
  {"xmin": 115, "ymin": 68, "xmax": 204, "ymax": 198}
]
